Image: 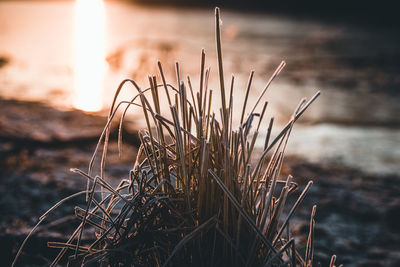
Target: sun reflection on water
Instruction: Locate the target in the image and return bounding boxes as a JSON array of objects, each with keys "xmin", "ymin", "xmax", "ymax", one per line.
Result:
[{"xmin": 74, "ymin": 0, "xmax": 105, "ymax": 112}]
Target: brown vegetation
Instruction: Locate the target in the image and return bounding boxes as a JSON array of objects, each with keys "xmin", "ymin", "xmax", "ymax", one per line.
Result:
[{"xmin": 11, "ymin": 8, "xmax": 335, "ymax": 267}]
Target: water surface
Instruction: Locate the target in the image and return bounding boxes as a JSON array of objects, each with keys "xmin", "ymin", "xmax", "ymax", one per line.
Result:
[{"xmin": 0, "ymin": 0, "xmax": 399, "ymax": 174}]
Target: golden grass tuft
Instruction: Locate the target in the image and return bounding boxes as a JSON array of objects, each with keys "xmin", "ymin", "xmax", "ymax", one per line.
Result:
[{"xmin": 13, "ymin": 7, "xmax": 339, "ymax": 267}]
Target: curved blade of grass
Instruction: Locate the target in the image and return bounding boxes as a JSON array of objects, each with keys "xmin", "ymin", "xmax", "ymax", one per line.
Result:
[{"xmin": 12, "ymin": 190, "xmax": 92, "ymax": 267}]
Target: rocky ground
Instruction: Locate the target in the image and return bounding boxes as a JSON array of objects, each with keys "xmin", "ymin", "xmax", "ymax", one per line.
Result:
[
  {"xmin": 281, "ymin": 159, "xmax": 400, "ymax": 266},
  {"xmin": 1, "ymin": 99, "xmax": 399, "ymax": 266}
]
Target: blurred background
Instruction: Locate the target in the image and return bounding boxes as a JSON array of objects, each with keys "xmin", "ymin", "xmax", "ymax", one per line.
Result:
[
  {"xmin": 0, "ymin": 0, "xmax": 399, "ymax": 266},
  {"xmin": 1, "ymin": 0, "xmax": 399, "ymax": 173}
]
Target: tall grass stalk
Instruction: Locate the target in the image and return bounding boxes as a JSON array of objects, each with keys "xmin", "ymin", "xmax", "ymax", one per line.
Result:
[{"xmin": 12, "ymin": 7, "xmax": 338, "ymax": 267}]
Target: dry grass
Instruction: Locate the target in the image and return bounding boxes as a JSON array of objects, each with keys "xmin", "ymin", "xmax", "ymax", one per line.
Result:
[{"xmin": 13, "ymin": 7, "xmax": 338, "ymax": 267}]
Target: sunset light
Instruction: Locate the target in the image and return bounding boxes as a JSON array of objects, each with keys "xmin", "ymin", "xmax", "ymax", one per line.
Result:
[
  {"xmin": 73, "ymin": 0, "xmax": 105, "ymax": 112},
  {"xmin": 3, "ymin": 1, "xmax": 400, "ymax": 265}
]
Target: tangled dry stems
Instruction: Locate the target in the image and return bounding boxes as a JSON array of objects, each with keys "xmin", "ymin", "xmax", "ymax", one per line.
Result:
[{"xmin": 13, "ymin": 7, "xmax": 339, "ymax": 267}]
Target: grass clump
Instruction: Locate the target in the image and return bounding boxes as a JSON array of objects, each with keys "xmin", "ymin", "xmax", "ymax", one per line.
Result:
[{"xmin": 13, "ymin": 7, "xmax": 338, "ymax": 267}]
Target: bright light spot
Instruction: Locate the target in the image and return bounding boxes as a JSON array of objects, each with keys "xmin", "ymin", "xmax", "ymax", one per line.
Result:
[{"xmin": 74, "ymin": 0, "xmax": 105, "ymax": 112}]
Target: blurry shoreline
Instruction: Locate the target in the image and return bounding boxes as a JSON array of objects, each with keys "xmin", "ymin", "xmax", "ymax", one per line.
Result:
[
  {"xmin": 1, "ymin": 0, "xmax": 399, "ymax": 174},
  {"xmin": 129, "ymin": 0, "xmax": 400, "ymax": 30}
]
